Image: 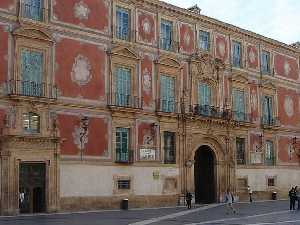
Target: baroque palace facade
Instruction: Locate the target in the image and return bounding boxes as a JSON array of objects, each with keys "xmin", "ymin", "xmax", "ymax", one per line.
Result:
[{"xmin": 0, "ymin": 0, "xmax": 299, "ymax": 215}]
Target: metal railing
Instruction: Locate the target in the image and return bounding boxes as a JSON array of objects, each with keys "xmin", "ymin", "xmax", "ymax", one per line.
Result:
[
  {"xmin": 191, "ymin": 104, "xmax": 231, "ymax": 120},
  {"xmin": 156, "ymin": 99, "xmax": 179, "ymax": 113},
  {"xmin": 261, "ymin": 116, "xmax": 279, "ymax": 127},
  {"xmin": 115, "ymin": 149, "xmax": 134, "ymax": 164},
  {"xmin": 159, "ymin": 37, "xmax": 179, "ymax": 52},
  {"xmin": 232, "ymin": 111, "xmax": 251, "ymax": 123},
  {"xmin": 115, "ymin": 26, "xmax": 135, "ymax": 42},
  {"xmin": 265, "ymin": 156, "xmax": 275, "ymax": 166},
  {"xmin": 108, "ymin": 92, "xmax": 142, "ymax": 109},
  {"xmin": 21, "ymin": 3, "xmax": 47, "ymax": 22},
  {"xmin": 7, "ymin": 80, "xmax": 57, "ymax": 99}
]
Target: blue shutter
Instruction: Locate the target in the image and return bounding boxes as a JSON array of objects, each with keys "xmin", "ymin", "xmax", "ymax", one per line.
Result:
[
  {"xmin": 233, "ymin": 90, "xmax": 245, "ymax": 121},
  {"xmin": 160, "ymin": 20, "xmax": 172, "ymax": 50},
  {"xmin": 116, "ymin": 67, "xmax": 131, "ymax": 106},
  {"xmin": 160, "ymin": 75, "xmax": 175, "ymax": 112},
  {"xmin": 198, "ymin": 83, "xmax": 211, "ymax": 115},
  {"xmin": 24, "ymin": 0, "xmax": 42, "ymax": 21},
  {"xmin": 199, "ymin": 31, "xmax": 210, "ymax": 51},
  {"xmin": 116, "ymin": 8, "xmax": 129, "ymax": 40},
  {"xmin": 263, "ymin": 96, "xmax": 273, "ymax": 124},
  {"xmin": 233, "ymin": 42, "xmax": 241, "ymax": 67}
]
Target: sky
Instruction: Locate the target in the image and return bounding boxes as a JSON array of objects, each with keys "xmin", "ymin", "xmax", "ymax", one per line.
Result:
[{"xmin": 163, "ymin": 0, "xmax": 300, "ymax": 45}]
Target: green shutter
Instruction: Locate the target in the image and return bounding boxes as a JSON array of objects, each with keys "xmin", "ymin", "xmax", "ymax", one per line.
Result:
[
  {"xmin": 116, "ymin": 128, "xmax": 129, "ymax": 162},
  {"xmin": 115, "ymin": 67, "xmax": 131, "ymax": 106},
  {"xmin": 233, "ymin": 89, "xmax": 245, "ymax": 121}
]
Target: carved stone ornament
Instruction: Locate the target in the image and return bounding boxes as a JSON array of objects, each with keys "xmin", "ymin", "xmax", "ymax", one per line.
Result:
[
  {"xmin": 74, "ymin": 1, "xmax": 90, "ymax": 20},
  {"xmin": 142, "ymin": 130, "xmax": 154, "ymax": 146},
  {"xmin": 142, "ymin": 18, "xmax": 151, "ymax": 34},
  {"xmin": 284, "ymin": 95, "xmax": 294, "ymax": 117},
  {"xmin": 143, "ymin": 68, "xmax": 152, "ymax": 94},
  {"xmin": 72, "ymin": 125, "xmax": 89, "ymax": 150},
  {"xmin": 284, "ymin": 60, "xmax": 291, "ymax": 76},
  {"xmin": 71, "ymin": 54, "xmax": 92, "ymax": 86}
]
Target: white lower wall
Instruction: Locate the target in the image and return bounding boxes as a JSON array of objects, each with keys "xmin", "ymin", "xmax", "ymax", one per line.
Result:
[
  {"xmin": 237, "ymin": 168, "xmax": 300, "ymax": 192},
  {"xmin": 60, "ymin": 164, "xmax": 179, "ymax": 197}
]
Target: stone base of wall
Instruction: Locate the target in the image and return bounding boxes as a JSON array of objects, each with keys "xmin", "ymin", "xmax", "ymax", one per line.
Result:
[
  {"xmin": 237, "ymin": 191, "xmax": 288, "ymax": 202},
  {"xmin": 60, "ymin": 195, "xmax": 179, "ymax": 212}
]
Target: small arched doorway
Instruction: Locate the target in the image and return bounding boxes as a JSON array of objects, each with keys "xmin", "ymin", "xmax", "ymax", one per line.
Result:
[{"xmin": 194, "ymin": 145, "xmax": 216, "ymax": 204}]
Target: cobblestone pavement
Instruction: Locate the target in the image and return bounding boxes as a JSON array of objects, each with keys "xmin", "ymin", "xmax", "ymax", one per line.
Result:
[{"xmin": 0, "ymin": 200, "xmax": 299, "ymax": 225}]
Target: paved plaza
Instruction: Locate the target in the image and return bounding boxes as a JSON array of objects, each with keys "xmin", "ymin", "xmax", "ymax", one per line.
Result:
[{"xmin": 0, "ymin": 200, "xmax": 299, "ymax": 225}]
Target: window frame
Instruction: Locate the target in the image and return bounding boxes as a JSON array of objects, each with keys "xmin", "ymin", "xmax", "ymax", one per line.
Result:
[
  {"xmin": 198, "ymin": 30, "xmax": 210, "ymax": 51},
  {"xmin": 163, "ymin": 131, "xmax": 176, "ymax": 164},
  {"xmin": 265, "ymin": 140, "xmax": 275, "ymax": 166},
  {"xmin": 159, "ymin": 74, "xmax": 176, "ymax": 112},
  {"xmin": 236, "ymin": 137, "xmax": 246, "ymax": 165},
  {"xmin": 232, "ymin": 40, "xmax": 242, "ymax": 68},
  {"xmin": 20, "ymin": 0, "xmax": 46, "ymax": 22},
  {"xmin": 115, "ymin": 127, "xmax": 131, "ymax": 163},
  {"xmin": 23, "ymin": 112, "xmax": 40, "ymax": 133},
  {"xmin": 232, "ymin": 88, "xmax": 246, "ymax": 121},
  {"xmin": 116, "ymin": 6, "xmax": 131, "ymax": 41},
  {"xmin": 262, "ymin": 95, "xmax": 274, "ymax": 125},
  {"xmin": 160, "ymin": 19, "xmax": 173, "ymax": 51},
  {"xmin": 261, "ymin": 50, "xmax": 271, "ymax": 74}
]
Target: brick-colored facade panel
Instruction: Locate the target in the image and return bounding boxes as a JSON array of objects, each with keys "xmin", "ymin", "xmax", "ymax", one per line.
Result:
[
  {"xmin": 278, "ymin": 136, "xmax": 298, "ymax": 163},
  {"xmin": 53, "ymin": 0, "xmax": 109, "ymax": 32},
  {"xmin": 141, "ymin": 55, "xmax": 153, "ymax": 107},
  {"xmin": 0, "ymin": 26, "xmax": 8, "ymax": 85},
  {"xmin": 137, "ymin": 122, "xmax": 156, "ymax": 147},
  {"xmin": 55, "ymin": 38, "xmax": 106, "ymax": 100},
  {"xmin": 215, "ymin": 34, "xmax": 228, "ymax": 62},
  {"xmin": 274, "ymin": 54, "xmax": 299, "ymax": 81},
  {"xmin": 247, "ymin": 45, "xmax": 259, "ymax": 70},
  {"xmin": 0, "ymin": 0, "xmax": 14, "ymax": 11},
  {"xmin": 137, "ymin": 10, "xmax": 156, "ymax": 45},
  {"xmin": 178, "ymin": 22, "xmax": 194, "ymax": 54}
]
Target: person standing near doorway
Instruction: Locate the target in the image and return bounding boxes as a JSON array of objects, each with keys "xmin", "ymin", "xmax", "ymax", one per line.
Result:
[
  {"xmin": 247, "ymin": 186, "xmax": 253, "ymax": 203},
  {"xmin": 289, "ymin": 187, "xmax": 296, "ymax": 210},
  {"xmin": 295, "ymin": 186, "xmax": 300, "ymax": 210},
  {"xmin": 186, "ymin": 192, "xmax": 192, "ymax": 209},
  {"xmin": 224, "ymin": 189, "xmax": 237, "ymax": 215}
]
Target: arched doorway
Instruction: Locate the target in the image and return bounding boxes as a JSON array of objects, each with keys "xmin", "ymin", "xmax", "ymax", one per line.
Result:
[{"xmin": 194, "ymin": 145, "xmax": 216, "ymax": 204}]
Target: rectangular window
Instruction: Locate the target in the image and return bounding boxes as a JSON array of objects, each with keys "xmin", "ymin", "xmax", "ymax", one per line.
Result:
[
  {"xmin": 232, "ymin": 41, "xmax": 242, "ymax": 68},
  {"xmin": 22, "ymin": 0, "xmax": 43, "ymax": 21},
  {"xmin": 21, "ymin": 49, "xmax": 44, "ymax": 97},
  {"xmin": 117, "ymin": 180, "xmax": 130, "ymax": 189},
  {"xmin": 262, "ymin": 96, "xmax": 273, "ymax": 125},
  {"xmin": 160, "ymin": 75, "xmax": 175, "ymax": 112},
  {"xmin": 116, "ymin": 7, "xmax": 130, "ymax": 41},
  {"xmin": 160, "ymin": 19, "xmax": 173, "ymax": 51},
  {"xmin": 265, "ymin": 140, "xmax": 274, "ymax": 166},
  {"xmin": 116, "ymin": 128, "xmax": 130, "ymax": 162},
  {"xmin": 236, "ymin": 137, "xmax": 246, "ymax": 165},
  {"xmin": 267, "ymin": 178, "xmax": 275, "ymax": 187},
  {"xmin": 233, "ymin": 89, "xmax": 246, "ymax": 121},
  {"xmin": 115, "ymin": 67, "xmax": 131, "ymax": 107},
  {"xmin": 261, "ymin": 50, "xmax": 270, "ymax": 74},
  {"xmin": 164, "ymin": 131, "xmax": 176, "ymax": 164},
  {"xmin": 197, "ymin": 83, "xmax": 211, "ymax": 116},
  {"xmin": 198, "ymin": 30, "xmax": 210, "ymax": 51}
]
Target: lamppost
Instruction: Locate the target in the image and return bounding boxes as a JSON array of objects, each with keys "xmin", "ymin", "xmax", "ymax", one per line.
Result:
[{"xmin": 79, "ymin": 116, "xmax": 89, "ymax": 161}]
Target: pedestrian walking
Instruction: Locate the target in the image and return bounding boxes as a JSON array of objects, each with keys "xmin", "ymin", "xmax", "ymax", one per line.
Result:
[
  {"xmin": 224, "ymin": 189, "xmax": 237, "ymax": 215},
  {"xmin": 289, "ymin": 187, "xmax": 296, "ymax": 210},
  {"xmin": 295, "ymin": 186, "xmax": 300, "ymax": 210},
  {"xmin": 186, "ymin": 192, "xmax": 192, "ymax": 209},
  {"xmin": 247, "ymin": 186, "xmax": 253, "ymax": 203}
]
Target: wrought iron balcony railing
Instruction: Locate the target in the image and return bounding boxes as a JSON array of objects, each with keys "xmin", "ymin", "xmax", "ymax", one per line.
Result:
[
  {"xmin": 159, "ymin": 37, "xmax": 179, "ymax": 52},
  {"xmin": 7, "ymin": 80, "xmax": 57, "ymax": 99},
  {"xmin": 261, "ymin": 116, "xmax": 279, "ymax": 127},
  {"xmin": 115, "ymin": 149, "xmax": 134, "ymax": 164},
  {"xmin": 21, "ymin": 3, "xmax": 47, "ymax": 22},
  {"xmin": 156, "ymin": 98, "xmax": 179, "ymax": 114},
  {"xmin": 191, "ymin": 104, "xmax": 231, "ymax": 120},
  {"xmin": 108, "ymin": 92, "xmax": 142, "ymax": 109},
  {"xmin": 115, "ymin": 26, "xmax": 135, "ymax": 42},
  {"xmin": 232, "ymin": 111, "xmax": 251, "ymax": 123}
]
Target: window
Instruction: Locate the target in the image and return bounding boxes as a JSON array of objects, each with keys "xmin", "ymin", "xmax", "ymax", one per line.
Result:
[
  {"xmin": 23, "ymin": 112, "xmax": 40, "ymax": 133},
  {"xmin": 164, "ymin": 131, "xmax": 176, "ymax": 164},
  {"xmin": 262, "ymin": 96, "xmax": 273, "ymax": 125},
  {"xmin": 117, "ymin": 180, "xmax": 130, "ymax": 190},
  {"xmin": 160, "ymin": 75, "xmax": 175, "ymax": 112},
  {"xmin": 160, "ymin": 19, "xmax": 173, "ymax": 51},
  {"xmin": 197, "ymin": 83, "xmax": 211, "ymax": 116},
  {"xmin": 198, "ymin": 30, "xmax": 210, "ymax": 51},
  {"xmin": 116, "ymin": 128, "xmax": 130, "ymax": 162},
  {"xmin": 265, "ymin": 140, "xmax": 274, "ymax": 165},
  {"xmin": 233, "ymin": 89, "xmax": 246, "ymax": 121},
  {"xmin": 267, "ymin": 178, "xmax": 275, "ymax": 187},
  {"xmin": 22, "ymin": 0, "xmax": 43, "ymax": 21},
  {"xmin": 232, "ymin": 41, "xmax": 242, "ymax": 68},
  {"xmin": 116, "ymin": 7, "xmax": 130, "ymax": 41},
  {"xmin": 21, "ymin": 49, "xmax": 44, "ymax": 97},
  {"xmin": 115, "ymin": 67, "xmax": 131, "ymax": 107},
  {"xmin": 261, "ymin": 50, "xmax": 271, "ymax": 74},
  {"xmin": 236, "ymin": 137, "xmax": 246, "ymax": 165}
]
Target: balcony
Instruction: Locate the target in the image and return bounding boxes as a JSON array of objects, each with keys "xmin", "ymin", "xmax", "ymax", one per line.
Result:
[
  {"xmin": 21, "ymin": 3, "xmax": 47, "ymax": 22},
  {"xmin": 159, "ymin": 37, "xmax": 179, "ymax": 52},
  {"xmin": 115, "ymin": 149, "xmax": 134, "ymax": 164},
  {"xmin": 108, "ymin": 92, "xmax": 142, "ymax": 109},
  {"xmin": 232, "ymin": 111, "xmax": 252, "ymax": 123},
  {"xmin": 6, "ymin": 80, "xmax": 57, "ymax": 100},
  {"xmin": 265, "ymin": 156, "xmax": 275, "ymax": 166},
  {"xmin": 156, "ymin": 99, "xmax": 179, "ymax": 114},
  {"xmin": 261, "ymin": 116, "xmax": 279, "ymax": 128},
  {"xmin": 191, "ymin": 104, "xmax": 231, "ymax": 120}
]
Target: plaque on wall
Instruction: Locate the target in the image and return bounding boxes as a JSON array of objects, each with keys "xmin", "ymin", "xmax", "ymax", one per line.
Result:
[
  {"xmin": 250, "ymin": 152, "xmax": 263, "ymax": 164},
  {"xmin": 140, "ymin": 148, "xmax": 156, "ymax": 161}
]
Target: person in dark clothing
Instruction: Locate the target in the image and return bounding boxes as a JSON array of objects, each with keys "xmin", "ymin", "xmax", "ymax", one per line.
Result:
[
  {"xmin": 295, "ymin": 186, "xmax": 300, "ymax": 210},
  {"xmin": 289, "ymin": 187, "xmax": 296, "ymax": 210},
  {"xmin": 186, "ymin": 192, "xmax": 192, "ymax": 209}
]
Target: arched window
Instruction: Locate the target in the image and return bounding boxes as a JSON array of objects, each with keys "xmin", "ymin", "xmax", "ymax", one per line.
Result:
[{"xmin": 23, "ymin": 112, "xmax": 40, "ymax": 133}]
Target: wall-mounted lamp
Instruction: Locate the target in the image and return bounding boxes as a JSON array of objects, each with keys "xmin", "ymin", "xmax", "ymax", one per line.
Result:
[{"xmin": 185, "ymin": 159, "xmax": 195, "ymax": 168}]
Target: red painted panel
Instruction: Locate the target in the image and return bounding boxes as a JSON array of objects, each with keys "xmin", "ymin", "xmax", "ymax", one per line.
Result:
[
  {"xmin": 138, "ymin": 122, "xmax": 156, "ymax": 147},
  {"xmin": 141, "ymin": 55, "xmax": 153, "ymax": 107},
  {"xmin": 277, "ymin": 87, "xmax": 299, "ymax": 126},
  {"xmin": 278, "ymin": 136, "xmax": 298, "ymax": 163},
  {"xmin": 55, "ymin": 38, "xmax": 105, "ymax": 100},
  {"xmin": 250, "ymin": 83, "xmax": 259, "ymax": 124},
  {"xmin": 0, "ymin": 26, "xmax": 8, "ymax": 85},
  {"xmin": 215, "ymin": 34, "xmax": 228, "ymax": 62},
  {"xmin": 137, "ymin": 10, "xmax": 156, "ymax": 45},
  {"xmin": 0, "ymin": 0, "xmax": 14, "ymax": 11},
  {"xmin": 179, "ymin": 23, "xmax": 194, "ymax": 54},
  {"xmin": 53, "ymin": 0, "xmax": 109, "ymax": 32},
  {"xmin": 0, "ymin": 108, "xmax": 6, "ymax": 131},
  {"xmin": 250, "ymin": 133, "xmax": 261, "ymax": 152},
  {"xmin": 247, "ymin": 45, "xmax": 259, "ymax": 70},
  {"xmin": 58, "ymin": 114, "xmax": 108, "ymax": 156},
  {"xmin": 274, "ymin": 54, "xmax": 299, "ymax": 80}
]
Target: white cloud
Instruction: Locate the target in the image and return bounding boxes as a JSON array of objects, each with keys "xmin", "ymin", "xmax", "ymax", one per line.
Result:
[{"xmin": 163, "ymin": 0, "xmax": 300, "ymax": 44}]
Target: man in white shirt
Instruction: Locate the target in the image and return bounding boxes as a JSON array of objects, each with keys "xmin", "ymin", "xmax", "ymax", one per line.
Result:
[{"xmin": 247, "ymin": 186, "xmax": 253, "ymax": 203}]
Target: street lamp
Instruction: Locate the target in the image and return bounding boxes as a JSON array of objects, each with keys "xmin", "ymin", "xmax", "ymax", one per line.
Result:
[{"xmin": 79, "ymin": 116, "xmax": 89, "ymax": 161}]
